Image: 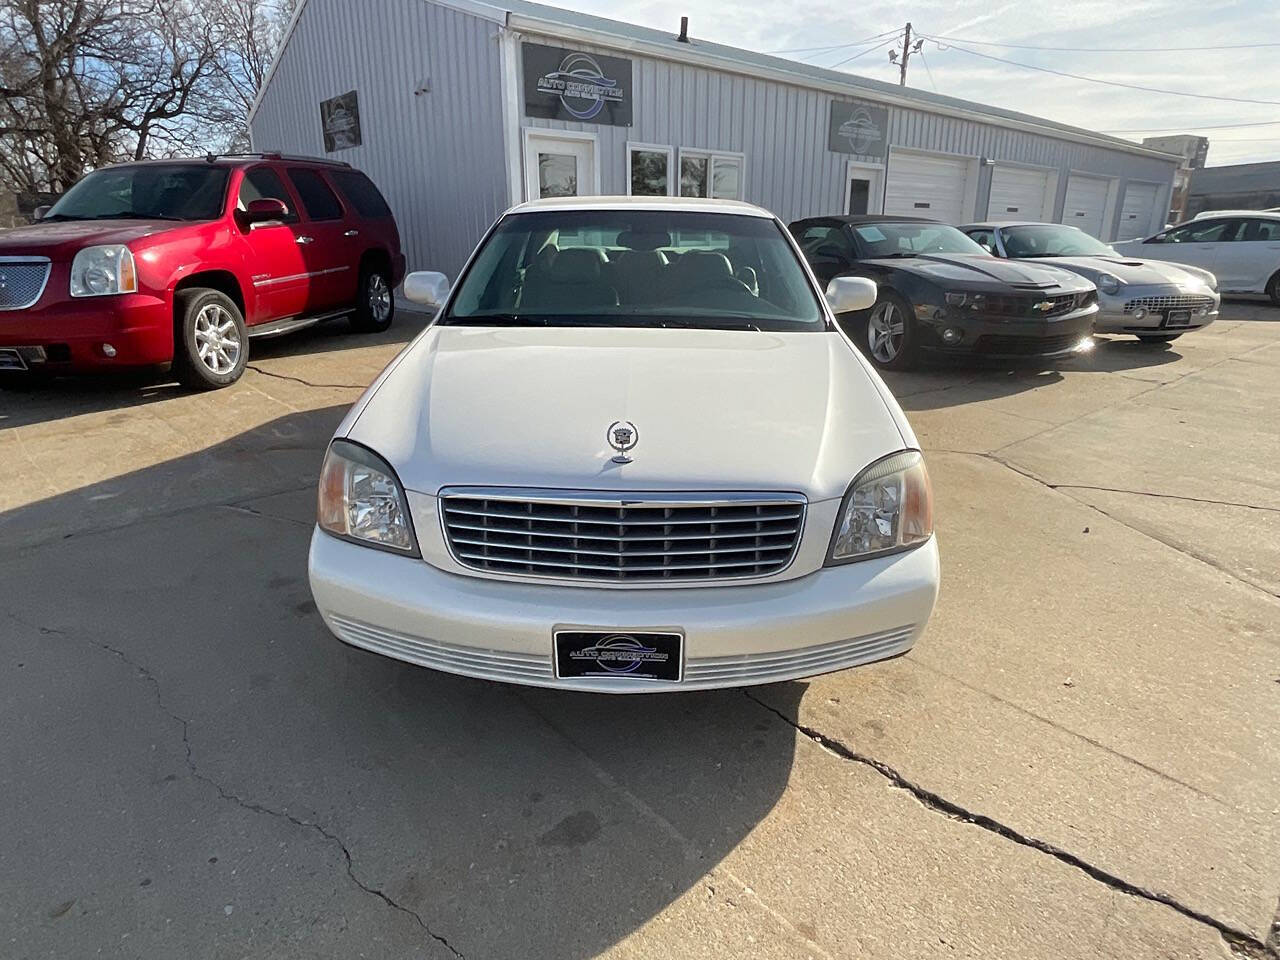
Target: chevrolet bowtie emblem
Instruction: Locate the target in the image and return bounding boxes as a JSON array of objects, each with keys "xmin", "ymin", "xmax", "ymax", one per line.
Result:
[{"xmin": 1033, "ymin": 300, "xmax": 1054, "ymax": 311}]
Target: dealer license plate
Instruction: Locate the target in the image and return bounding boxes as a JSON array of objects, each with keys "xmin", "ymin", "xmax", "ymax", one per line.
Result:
[
  {"xmin": 554, "ymin": 630, "xmax": 684, "ymax": 682},
  {"xmin": 1165, "ymin": 309, "xmax": 1192, "ymax": 328},
  {"xmin": 0, "ymin": 348, "xmax": 27, "ymax": 371}
]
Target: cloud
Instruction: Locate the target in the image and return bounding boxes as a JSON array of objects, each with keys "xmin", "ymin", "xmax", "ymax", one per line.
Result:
[{"xmin": 561, "ymin": 0, "xmax": 1279, "ymax": 165}]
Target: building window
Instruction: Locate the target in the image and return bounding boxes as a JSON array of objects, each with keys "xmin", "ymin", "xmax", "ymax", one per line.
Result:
[
  {"xmin": 627, "ymin": 143, "xmax": 673, "ymax": 196},
  {"xmin": 678, "ymin": 150, "xmax": 746, "ymax": 200}
]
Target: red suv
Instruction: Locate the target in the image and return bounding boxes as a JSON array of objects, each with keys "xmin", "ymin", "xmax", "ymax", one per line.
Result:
[{"xmin": 0, "ymin": 154, "xmax": 406, "ymax": 388}]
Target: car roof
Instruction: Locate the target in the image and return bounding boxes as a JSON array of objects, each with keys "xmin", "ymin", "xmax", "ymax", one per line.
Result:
[
  {"xmin": 508, "ymin": 195, "xmax": 773, "ymax": 218},
  {"xmin": 1190, "ymin": 209, "xmax": 1280, "ymax": 220},
  {"xmin": 959, "ymin": 221, "xmax": 1085, "ymax": 230},
  {"xmin": 796, "ymin": 214, "xmax": 941, "ymax": 226}
]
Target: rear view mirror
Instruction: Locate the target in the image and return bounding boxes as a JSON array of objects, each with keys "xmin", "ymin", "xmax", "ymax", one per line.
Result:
[
  {"xmin": 825, "ymin": 276, "xmax": 877, "ymax": 314},
  {"xmin": 404, "ymin": 270, "xmax": 450, "ymax": 308}
]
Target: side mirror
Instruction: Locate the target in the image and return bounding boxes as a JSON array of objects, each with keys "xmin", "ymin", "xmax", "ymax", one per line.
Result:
[
  {"xmin": 241, "ymin": 197, "xmax": 289, "ymax": 226},
  {"xmin": 32, "ymin": 205, "xmax": 50, "ymax": 221},
  {"xmin": 404, "ymin": 270, "xmax": 450, "ymax": 307},
  {"xmin": 825, "ymin": 276, "xmax": 877, "ymax": 314}
]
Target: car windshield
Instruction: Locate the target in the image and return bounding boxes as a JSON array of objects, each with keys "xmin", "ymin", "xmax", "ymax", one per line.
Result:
[
  {"xmin": 442, "ymin": 209, "xmax": 825, "ymax": 331},
  {"xmin": 852, "ymin": 221, "xmax": 988, "ymax": 257},
  {"xmin": 44, "ymin": 164, "xmax": 230, "ymax": 222},
  {"xmin": 1001, "ymin": 224, "xmax": 1117, "ymax": 258}
]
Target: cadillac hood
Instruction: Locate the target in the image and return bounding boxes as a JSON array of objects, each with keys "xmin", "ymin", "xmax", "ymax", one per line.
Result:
[{"xmin": 344, "ymin": 325, "xmax": 910, "ymax": 502}]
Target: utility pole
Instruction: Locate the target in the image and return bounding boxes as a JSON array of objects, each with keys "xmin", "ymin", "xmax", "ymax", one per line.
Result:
[{"xmin": 890, "ymin": 22, "xmax": 925, "ymax": 86}]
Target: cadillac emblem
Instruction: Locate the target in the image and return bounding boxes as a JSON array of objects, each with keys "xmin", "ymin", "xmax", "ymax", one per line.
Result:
[{"xmin": 607, "ymin": 420, "xmax": 638, "ymax": 464}]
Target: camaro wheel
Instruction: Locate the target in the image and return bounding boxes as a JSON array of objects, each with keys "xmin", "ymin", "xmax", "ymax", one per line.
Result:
[
  {"xmin": 174, "ymin": 289, "xmax": 248, "ymax": 390},
  {"xmin": 350, "ymin": 266, "xmax": 395, "ymax": 333},
  {"xmin": 1136, "ymin": 333, "xmax": 1182, "ymax": 343},
  {"xmin": 860, "ymin": 292, "xmax": 916, "ymax": 370}
]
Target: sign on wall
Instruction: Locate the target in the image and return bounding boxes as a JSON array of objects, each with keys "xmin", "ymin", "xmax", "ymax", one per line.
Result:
[
  {"xmin": 320, "ymin": 90, "xmax": 361, "ymax": 152},
  {"xmin": 523, "ymin": 42, "xmax": 632, "ymax": 126},
  {"xmin": 828, "ymin": 100, "xmax": 889, "ymax": 159}
]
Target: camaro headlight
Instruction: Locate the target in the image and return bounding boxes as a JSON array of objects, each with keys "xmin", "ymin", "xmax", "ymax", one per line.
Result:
[
  {"xmin": 827, "ymin": 450, "xmax": 933, "ymax": 564},
  {"xmin": 945, "ymin": 291, "xmax": 986, "ymax": 310},
  {"xmin": 317, "ymin": 440, "xmax": 419, "ymax": 555},
  {"xmin": 70, "ymin": 245, "xmax": 137, "ymax": 297},
  {"xmin": 1095, "ymin": 273, "xmax": 1121, "ymax": 295}
]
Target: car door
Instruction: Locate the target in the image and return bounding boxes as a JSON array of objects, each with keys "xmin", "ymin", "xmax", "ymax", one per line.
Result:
[
  {"xmin": 283, "ymin": 166, "xmax": 357, "ymax": 313},
  {"xmin": 235, "ymin": 165, "xmax": 309, "ymax": 324},
  {"xmin": 1143, "ymin": 218, "xmax": 1241, "ymax": 278},
  {"xmin": 1234, "ymin": 218, "xmax": 1280, "ymax": 292}
]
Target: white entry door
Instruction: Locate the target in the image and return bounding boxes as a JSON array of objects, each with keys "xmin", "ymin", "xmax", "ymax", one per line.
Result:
[
  {"xmin": 1061, "ymin": 174, "xmax": 1110, "ymax": 237},
  {"xmin": 884, "ymin": 151, "xmax": 971, "ymax": 224},
  {"xmin": 524, "ymin": 132, "xmax": 597, "ymax": 201},
  {"xmin": 1117, "ymin": 183, "xmax": 1160, "ymax": 240},
  {"xmin": 988, "ymin": 165, "xmax": 1052, "ymax": 221}
]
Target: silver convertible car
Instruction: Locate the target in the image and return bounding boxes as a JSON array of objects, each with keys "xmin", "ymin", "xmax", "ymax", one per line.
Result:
[
  {"xmin": 961, "ymin": 221, "xmax": 1219, "ymax": 342},
  {"xmin": 308, "ymin": 196, "xmax": 940, "ymax": 692}
]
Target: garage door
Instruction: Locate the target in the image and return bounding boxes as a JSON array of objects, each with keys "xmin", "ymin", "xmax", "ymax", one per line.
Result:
[
  {"xmin": 988, "ymin": 165, "xmax": 1052, "ymax": 221},
  {"xmin": 1061, "ymin": 175, "xmax": 1110, "ymax": 237},
  {"xmin": 884, "ymin": 151, "xmax": 971, "ymax": 224},
  {"xmin": 1116, "ymin": 182, "xmax": 1160, "ymax": 240}
]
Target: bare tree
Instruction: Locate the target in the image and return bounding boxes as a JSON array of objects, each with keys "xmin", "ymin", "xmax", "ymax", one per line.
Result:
[{"xmin": 0, "ymin": 0, "xmax": 293, "ymax": 196}]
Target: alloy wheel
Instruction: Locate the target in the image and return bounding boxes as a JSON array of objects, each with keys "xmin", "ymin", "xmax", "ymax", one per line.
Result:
[
  {"xmin": 368, "ymin": 273, "xmax": 392, "ymax": 323},
  {"xmin": 868, "ymin": 302, "xmax": 904, "ymax": 363},
  {"xmin": 193, "ymin": 303, "xmax": 242, "ymax": 375}
]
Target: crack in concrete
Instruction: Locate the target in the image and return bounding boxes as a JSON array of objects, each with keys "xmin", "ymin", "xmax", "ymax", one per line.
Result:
[
  {"xmin": 743, "ymin": 689, "xmax": 1277, "ymax": 959},
  {"xmin": 245, "ymin": 364, "xmax": 366, "ymax": 390},
  {"xmin": 1049, "ymin": 483, "xmax": 1280, "ymax": 515},
  {"xmin": 16, "ymin": 612, "xmax": 465, "ymax": 960}
]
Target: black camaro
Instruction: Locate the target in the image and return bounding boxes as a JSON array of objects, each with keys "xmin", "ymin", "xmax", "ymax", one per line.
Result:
[{"xmin": 789, "ymin": 215, "xmax": 1098, "ymax": 369}]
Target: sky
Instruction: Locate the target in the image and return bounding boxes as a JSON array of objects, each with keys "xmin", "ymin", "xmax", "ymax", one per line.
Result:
[{"xmin": 559, "ymin": 0, "xmax": 1280, "ymax": 167}]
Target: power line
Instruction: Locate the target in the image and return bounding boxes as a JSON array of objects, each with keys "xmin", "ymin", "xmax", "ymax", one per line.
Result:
[
  {"xmin": 767, "ymin": 30, "xmax": 899, "ymax": 56},
  {"xmin": 1100, "ymin": 119, "xmax": 1280, "ymax": 133},
  {"xmin": 828, "ymin": 36, "xmax": 898, "ymax": 69},
  {"xmin": 922, "ymin": 37, "xmax": 1280, "ymax": 106},
  {"xmin": 918, "ymin": 48, "xmax": 938, "ymax": 92},
  {"xmin": 923, "ymin": 32, "xmax": 1280, "ymax": 53}
]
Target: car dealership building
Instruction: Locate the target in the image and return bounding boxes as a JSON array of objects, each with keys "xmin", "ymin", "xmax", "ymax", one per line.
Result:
[{"xmin": 249, "ymin": 0, "xmax": 1181, "ymax": 276}]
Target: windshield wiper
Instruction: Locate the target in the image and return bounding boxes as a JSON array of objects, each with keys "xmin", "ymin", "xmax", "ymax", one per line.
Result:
[
  {"xmin": 655, "ymin": 317, "xmax": 762, "ymax": 331},
  {"xmin": 442, "ymin": 314, "xmax": 548, "ymax": 326},
  {"xmin": 37, "ymin": 214, "xmax": 85, "ymax": 222},
  {"xmin": 89, "ymin": 212, "xmax": 185, "ymax": 221}
]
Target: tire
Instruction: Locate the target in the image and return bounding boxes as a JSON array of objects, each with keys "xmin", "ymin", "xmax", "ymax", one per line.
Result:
[
  {"xmin": 173, "ymin": 288, "xmax": 248, "ymax": 390},
  {"xmin": 1136, "ymin": 333, "xmax": 1182, "ymax": 343},
  {"xmin": 855, "ymin": 290, "xmax": 917, "ymax": 370},
  {"xmin": 350, "ymin": 264, "xmax": 395, "ymax": 333},
  {"xmin": 1267, "ymin": 271, "xmax": 1280, "ymax": 307}
]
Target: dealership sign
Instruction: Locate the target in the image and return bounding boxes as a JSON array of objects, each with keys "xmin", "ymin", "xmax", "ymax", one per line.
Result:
[
  {"xmin": 828, "ymin": 100, "xmax": 889, "ymax": 159},
  {"xmin": 523, "ymin": 42, "xmax": 632, "ymax": 126},
  {"xmin": 320, "ymin": 90, "xmax": 361, "ymax": 152}
]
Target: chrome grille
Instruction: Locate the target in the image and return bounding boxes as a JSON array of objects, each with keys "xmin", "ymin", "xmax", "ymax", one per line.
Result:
[
  {"xmin": 0, "ymin": 257, "xmax": 51, "ymax": 310},
  {"xmin": 1123, "ymin": 295, "xmax": 1215, "ymax": 314},
  {"xmin": 440, "ymin": 489, "xmax": 806, "ymax": 582}
]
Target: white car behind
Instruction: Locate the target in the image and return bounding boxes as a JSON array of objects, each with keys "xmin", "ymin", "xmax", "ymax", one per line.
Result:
[
  {"xmin": 1111, "ymin": 211, "xmax": 1280, "ymax": 304},
  {"xmin": 307, "ymin": 196, "xmax": 940, "ymax": 692}
]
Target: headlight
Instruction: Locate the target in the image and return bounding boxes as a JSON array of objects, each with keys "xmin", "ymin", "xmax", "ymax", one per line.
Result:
[
  {"xmin": 317, "ymin": 440, "xmax": 419, "ymax": 555},
  {"xmin": 1095, "ymin": 273, "xmax": 1121, "ymax": 295},
  {"xmin": 827, "ymin": 450, "xmax": 933, "ymax": 564},
  {"xmin": 70, "ymin": 245, "xmax": 137, "ymax": 297},
  {"xmin": 945, "ymin": 291, "xmax": 986, "ymax": 310}
]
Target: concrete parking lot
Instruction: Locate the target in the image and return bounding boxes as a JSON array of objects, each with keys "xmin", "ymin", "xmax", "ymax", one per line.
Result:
[{"xmin": 3, "ymin": 305, "xmax": 1279, "ymax": 959}]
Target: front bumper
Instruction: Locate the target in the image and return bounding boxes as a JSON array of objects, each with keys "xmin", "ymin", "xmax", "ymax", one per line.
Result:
[
  {"xmin": 308, "ymin": 528, "xmax": 940, "ymax": 693},
  {"xmin": 0, "ymin": 287, "xmax": 174, "ymax": 370},
  {"xmin": 1094, "ymin": 284, "xmax": 1219, "ymax": 334},
  {"xmin": 918, "ymin": 304, "xmax": 1097, "ymax": 359}
]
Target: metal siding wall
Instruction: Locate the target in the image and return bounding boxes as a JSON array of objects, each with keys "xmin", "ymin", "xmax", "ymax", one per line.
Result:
[{"xmin": 250, "ymin": 0, "xmax": 509, "ymax": 277}]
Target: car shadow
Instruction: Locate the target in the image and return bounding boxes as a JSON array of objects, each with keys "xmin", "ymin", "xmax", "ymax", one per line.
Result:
[
  {"xmin": 1, "ymin": 406, "xmax": 808, "ymax": 959},
  {"xmin": 0, "ymin": 310, "xmax": 432, "ymax": 431}
]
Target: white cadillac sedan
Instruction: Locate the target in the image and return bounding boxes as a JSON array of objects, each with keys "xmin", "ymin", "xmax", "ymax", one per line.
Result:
[{"xmin": 307, "ymin": 197, "xmax": 940, "ymax": 692}]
